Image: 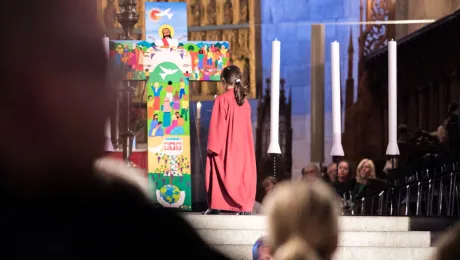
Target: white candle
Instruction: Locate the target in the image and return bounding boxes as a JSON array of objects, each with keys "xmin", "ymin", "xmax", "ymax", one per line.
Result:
[
  {"xmin": 386, "ymin": 40, "xmax": 400, "ymax": 155},
  {"xmin": 267, "ymin": 39, "xmax": 282, "ymax": 154},
  {"xmin": 103, "ymin": 35, "xmax": 110, "ymax": 57},
  {"xmin": 197, "ymin": 101, "xmax": 202, "ymax": 120},
  {"xmin": 330, "ymin": 41, "xmax": 344, "ymax": 156}
]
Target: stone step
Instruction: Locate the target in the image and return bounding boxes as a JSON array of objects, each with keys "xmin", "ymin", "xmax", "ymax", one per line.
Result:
[
  {"xmin": 197, "ymin": 229, "xmax": 431, "ymax": 248},
  {"xmin": 213, "ymin": 245, "xmax": 435, "ymax": 260},
  {"xmin": 183, "ymin": 214, "xmax": 413, "ymax": 232}
]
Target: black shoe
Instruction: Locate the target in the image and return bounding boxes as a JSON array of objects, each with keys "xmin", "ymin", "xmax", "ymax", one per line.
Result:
[
  {"xmin": 236, "ymin": 212, "xmax": 252, "ymax": 215},
  {"xmin": 202, "ymin": 209, "xmax": 220, "ymax": 215}
]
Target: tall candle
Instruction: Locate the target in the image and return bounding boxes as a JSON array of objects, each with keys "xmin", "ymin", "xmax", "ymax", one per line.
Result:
[
  {"xmin": 330, "ymin": 41, "xmax": 344, "ymax": 156},
  {"xmin": 267, "ymin": 39, "xmax": 281, "ymax": 154},
  {"xmin": 197, "ymin": 101, "xmax": 202, "ymax": 120},
  {"xmin": 386, "ymin": 40, "xmax": 400, "ymax": 155}
]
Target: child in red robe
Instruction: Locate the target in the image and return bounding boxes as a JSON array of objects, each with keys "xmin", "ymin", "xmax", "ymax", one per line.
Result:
[{"xmin": 204, "ymin": 65, "xmax": 257, "ymax": 215}]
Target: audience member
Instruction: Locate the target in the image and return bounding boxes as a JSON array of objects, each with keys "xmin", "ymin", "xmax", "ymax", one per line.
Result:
[
  {"xmin": 253, "ymin": 176, "xmax": 275, "ymax": 215},
  {"xmin": 353, "ymin": 158, "xmax": 376, "ymax": 199},
  {"xmin": 301, "ymin": 163, "xmax": 321, "ymax": 181},
  {"xmin": 327, "ymin": 163, "xmax": 337, "ymax": 183},
  {"xmin": 445, "ymin": 101, "xmax": 459, "ymax": 150},
  {"xmin": 252, "ymin": 236, "xmax": 273, "ymax": 260},
  {"xmin": 431, "ymin": 222, "xmax": 460, "ymax": 260},
  {"xmin": 0, "ymin": 1, "xmax": 228, "ymax": 259},
  {"xmin": 264, "ymin": 180, "xmax": 339, "ymax": 260},
  {"xmin": 334, "ymin": 160, "xmax": 356, "ymax": 197},
  {"xmin": 263, "ymin": 176, "xmax": 275, "ymax": 194}
]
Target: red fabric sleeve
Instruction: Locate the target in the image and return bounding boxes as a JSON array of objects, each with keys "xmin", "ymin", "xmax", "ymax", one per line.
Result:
[{"xmin": 207, "ymin": 97, "xmax": 228, "ymax": 155}]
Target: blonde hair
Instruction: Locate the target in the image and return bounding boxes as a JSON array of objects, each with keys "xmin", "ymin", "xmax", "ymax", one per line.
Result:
[
  {"xmin": 431, "ymin": 222, "xmax": 460, "ymax": 260},
  {"xmin": 356, "ymin": 159, "xmax": 376, "ymax": 184},
  {"xmin": 263, "ymin": 180, "xmax": 339, "ymax": 260}
]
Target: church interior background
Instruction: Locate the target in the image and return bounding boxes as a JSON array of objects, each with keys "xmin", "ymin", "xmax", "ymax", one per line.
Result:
[{"xmin": 97, "ymin": 0, "xmax": 460, "ymax": 207}]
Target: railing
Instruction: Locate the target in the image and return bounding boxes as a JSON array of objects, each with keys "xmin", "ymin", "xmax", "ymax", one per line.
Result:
[{"xmin": 350, "ymin": 153, "xmax": 460, "ymax": 216}]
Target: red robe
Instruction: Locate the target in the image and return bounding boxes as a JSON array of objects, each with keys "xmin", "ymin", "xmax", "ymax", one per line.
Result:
[{"xmin": 206, "ymin": 89, "xmax": 257, "ymax": 212}]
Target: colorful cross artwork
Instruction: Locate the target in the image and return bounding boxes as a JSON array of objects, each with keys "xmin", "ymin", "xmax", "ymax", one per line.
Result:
[{"xmin": 109, "ymin": 2, "xmax": 230, "ymax": 211}]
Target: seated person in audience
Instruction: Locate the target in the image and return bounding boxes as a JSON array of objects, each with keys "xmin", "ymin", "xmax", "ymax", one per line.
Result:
[
  {"xmin": 263, "ymin": 180, "xmax": 338, "ymax": 260},
  {"xmin": 253, "ymin": 176, "xmax": 275, "ymax": 215},
  {"xmin": 445, "ymin": 101, "xmax": 459, "ymax": 150},
  {"xmin": 431, "ymin": 222, "xmax": 460, "ymax": 260},
  {"xmin": 334, "ymin": 160, "xmax": 356, "ymax": 198},
  {"xmin": 301, "ymin": 163, "xmax": 321, "ymax": 181},
  {"xmin": 398, "ymin": 124, "xmax": 412, "ymax": 143},
  {"xmin": 383, "ymin": 157, "xmax": 398, "ymax": 174},
  {"xmin": 327, "ymin": 162, "xmax": 337, "ymax": 183},
  {"xmin": 353, "ymin": 158, "xmax": 376, "ymax": 199},
  {"xmin": 252, "ymin": 236, "xmax": 273, "ymax": 260}
]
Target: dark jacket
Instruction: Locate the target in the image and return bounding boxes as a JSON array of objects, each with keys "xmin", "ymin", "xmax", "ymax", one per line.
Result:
[{"xmin": 0, "ymin": 171, "xmax": 229, "ymax": 260}]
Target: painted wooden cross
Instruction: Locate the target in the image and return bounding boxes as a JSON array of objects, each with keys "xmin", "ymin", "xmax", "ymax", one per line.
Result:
[{"xmin": 109, "ymin": 2, "xmax": 230, "ymax": 210}]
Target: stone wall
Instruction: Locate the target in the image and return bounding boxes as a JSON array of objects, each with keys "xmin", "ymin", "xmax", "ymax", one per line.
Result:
[{"xmin": 396, "ymin": 0, "xmax": 460, "ymax": 39}]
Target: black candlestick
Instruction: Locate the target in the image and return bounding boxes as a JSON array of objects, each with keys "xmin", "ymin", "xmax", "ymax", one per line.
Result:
[
  {"xmin": 333, "ymin": 155, "xmax": 342, "ymax": 180},
  {"xmin": 272, "ymin": 154, "xmax": 277, "ymax": 185},
  {"xmin": 116, "ymin": 0, "xmax": 140, "ymax": 165}
]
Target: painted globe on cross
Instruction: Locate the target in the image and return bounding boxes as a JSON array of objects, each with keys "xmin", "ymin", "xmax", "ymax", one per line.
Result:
[{"xmin": 159, "ymin": 184, "xmax": 181, "ymax": 204}]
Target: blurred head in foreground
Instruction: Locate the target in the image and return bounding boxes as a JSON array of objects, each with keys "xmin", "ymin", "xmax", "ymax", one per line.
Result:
[
  {"xmin": 431, "ymin": 222, "xmax": 460, "ymax": 260},
  {"xmin": 0, "ymin": 1, "xmax": 115, "ymax": 191},
  {"xmin": 263, "ymin": 180, "xmax": 339, "ymax": 260}
]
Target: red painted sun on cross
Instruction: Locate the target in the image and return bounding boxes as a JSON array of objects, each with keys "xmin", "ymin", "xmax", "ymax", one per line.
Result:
[{"xmin": 149, "ymin": 8, "xmax": 161, "ymax": 21}]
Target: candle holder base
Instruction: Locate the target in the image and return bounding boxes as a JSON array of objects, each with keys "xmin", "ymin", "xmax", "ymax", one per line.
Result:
[{"xmin": 268, "ymin": 153, "xmax": 279, "ymax": 185}]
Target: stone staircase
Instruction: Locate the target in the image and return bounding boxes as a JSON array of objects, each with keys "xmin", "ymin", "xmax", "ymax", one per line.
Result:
[{"xmin": 183, "ymin": 215, "xmax": 436, "ymax": 260}]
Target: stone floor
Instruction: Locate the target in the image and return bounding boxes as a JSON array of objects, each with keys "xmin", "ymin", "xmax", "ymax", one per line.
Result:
[{"xmin": 182, "ymin": 215, "xmax": 437, "ymax": 260}]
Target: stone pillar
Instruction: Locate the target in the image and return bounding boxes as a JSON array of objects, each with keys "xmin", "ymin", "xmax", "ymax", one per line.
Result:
[
  {"xmin": 395, "ymin": 0, "xmax": 409, "ymax": 39},
  {"xmin": 190, "ymin": 103, "xmax": 206, "ymax": 210},
  {"xmin": 310, "ymin": 24, "xmax": 325, "ymax": 163}
]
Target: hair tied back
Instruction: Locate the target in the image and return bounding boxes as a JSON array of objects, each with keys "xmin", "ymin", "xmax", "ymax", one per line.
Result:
[
  {"xmin": 235, "ymin": 78, "xmax": 241, "ymax": 83},
  {"xmin": 274, "ymin": 235, "xmax": 322, "ymax": 260}
]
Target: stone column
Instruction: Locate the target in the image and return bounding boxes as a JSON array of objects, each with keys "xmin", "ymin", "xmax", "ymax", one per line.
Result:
[
  {"xmin": 310, "ymin": 24, "xmax": 325, "ymax": 163},
  {"xmin": 395, "ymin": 0, "xmax": 409, "ymax": 39}
]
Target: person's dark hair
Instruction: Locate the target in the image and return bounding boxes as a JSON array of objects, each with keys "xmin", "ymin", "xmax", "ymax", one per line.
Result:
[
  {"xmin": 148, "ymin": 95, "xmax": 153, "ymax": 99},
  {"xmin": 398, "ymin": 124, "xmax": 408, "ymax": 135},
  {"xmin": 338, "ymin": 159, "xmax": 353, "ymax": 180},
  {"xmin": 168, "ymin": 81, "xmax": 172, "ymax": 85},
  {"xmin": 220, "ymin": 65, "xmax": 249, "ymax": 106}
]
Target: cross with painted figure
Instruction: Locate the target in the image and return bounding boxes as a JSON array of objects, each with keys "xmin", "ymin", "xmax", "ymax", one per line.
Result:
[{"xmin": 109, "ymin": 1, "xmax": 231, "ymax": 211}]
